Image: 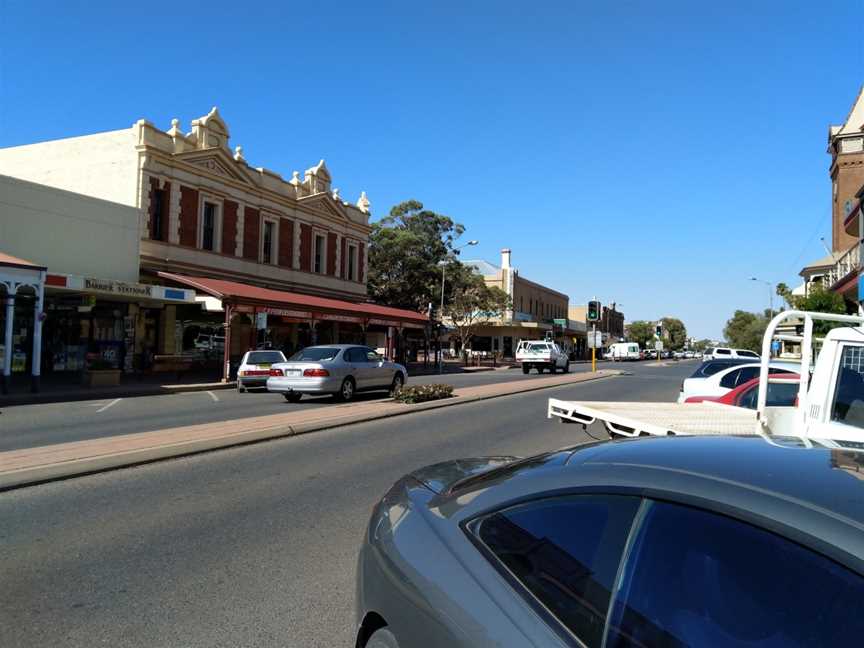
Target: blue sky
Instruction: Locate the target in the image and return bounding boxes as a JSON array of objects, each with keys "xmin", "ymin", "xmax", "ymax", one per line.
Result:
[{"xmin": 1, "ymin": 1, "xmax": 862, "ymax": 339}]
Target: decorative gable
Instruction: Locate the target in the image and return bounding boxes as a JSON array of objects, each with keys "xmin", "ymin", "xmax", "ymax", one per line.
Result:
[{"xmin": 179, "ymin": 150, "xmax": 252, "ymax": 184}]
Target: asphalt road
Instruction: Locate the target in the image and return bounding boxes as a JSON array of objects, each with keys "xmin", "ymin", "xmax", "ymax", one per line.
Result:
[
  {"xmin": 0, "ymin": 360, "xmax": 627, "ymax": 452},
  {"xmin": 0, "ymin": 361, "xmax": 693, "ymax": 648}
]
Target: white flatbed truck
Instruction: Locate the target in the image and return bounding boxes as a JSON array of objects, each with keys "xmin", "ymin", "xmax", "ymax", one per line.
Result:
[{"xmin": 548, "ymin": 311, "xmax": 864, "ymax": 445}]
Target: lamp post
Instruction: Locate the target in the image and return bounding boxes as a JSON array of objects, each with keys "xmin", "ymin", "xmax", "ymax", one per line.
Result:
[
  {"xmin": 438, "ymin": 240, "xmax": 478, "ymax": 373},
  {"xmin": 749, "ymin": 277, "xmax": 775, "ymax": 319}
]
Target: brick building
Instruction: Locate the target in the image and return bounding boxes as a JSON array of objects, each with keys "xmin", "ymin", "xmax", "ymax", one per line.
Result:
[{"xmin": 0, "ymin": 108, "xmax": 426, "ymax": 380}]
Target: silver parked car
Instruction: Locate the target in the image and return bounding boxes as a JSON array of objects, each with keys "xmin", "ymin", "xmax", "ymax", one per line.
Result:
[
  {"xmin": 355, "ymin": 436, "xmax": 864, "ymax": 647},
  {"xmin": 266, "ymin": 344, "xmax": 406, "ymax": 402}
]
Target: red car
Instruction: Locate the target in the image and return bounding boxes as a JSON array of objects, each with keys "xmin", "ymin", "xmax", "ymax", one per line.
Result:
[{"xmin": 685, "ymin": 373, "xmax": 800, "ymax": 409}]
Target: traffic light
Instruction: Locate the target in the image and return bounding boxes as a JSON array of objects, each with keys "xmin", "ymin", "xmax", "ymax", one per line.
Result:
[
  {"xmin": 655, "ymin": 324, "xmax": 662, "ymax": 337},
  {"xmin": 587, "ymin": 300, "xmax": 601, "ymax": 322}
]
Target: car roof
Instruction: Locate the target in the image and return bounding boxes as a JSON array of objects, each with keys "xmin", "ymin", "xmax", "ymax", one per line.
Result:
[{"xmin": 443, "ymin": 436, "xmax": 864, "ymax": 567}]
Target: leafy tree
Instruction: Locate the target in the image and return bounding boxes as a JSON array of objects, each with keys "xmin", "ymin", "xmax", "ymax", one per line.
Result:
[
  {"xmin": 776, "ymin": 282, "xmax": 793, "ymax": 307},
  {"xmin": 723, "ymin": 310, "xmax": 768, "ymax": 351},
  {"xmin": 366, "ymin": 200, "xmax": 466, "ymax": 312},
  {"xmin": 790, "ymin": 284, "xmax": 848, "ymax": 336},
  {"xmin": 661, "ymin": 317, "xmax": 687, "ymax": 350},
  {"xmin": 445, "ymin": 272, "xmax": 511, "ymax": 361},
  {"xmin": 692, "ymin": 338, "xmax": 713, "ymax": 352},
  {"xmin": 627, "ymin": 321, "xmax": 656, "ymax": 349}
]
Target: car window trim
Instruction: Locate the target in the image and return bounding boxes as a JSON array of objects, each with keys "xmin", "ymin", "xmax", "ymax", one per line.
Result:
[{"xmin": 463, "ymin": 493, "xmax": 645, "ymax": 648}]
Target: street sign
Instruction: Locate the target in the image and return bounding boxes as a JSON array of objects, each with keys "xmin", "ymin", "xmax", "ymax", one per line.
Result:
[
  {"xmin": 586, "ymin": 331, "xmax": 602, "ymax": 348},
  {"xmin": 655, "ymin": 340, "xmax": 664, "ymax": 351},
  {"xmin": 255, "ymin": 312, "xmax": 268, "ymax": 330}
]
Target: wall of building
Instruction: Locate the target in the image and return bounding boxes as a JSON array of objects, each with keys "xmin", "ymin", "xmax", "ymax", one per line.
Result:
[
  {"xmin": 0, "ymin": 129, "xmax": 139, "ymax": 208},
  {"xmin": 0, "ymin": 175, "xmax": 140, "ymax": 282},
  {"xmin": 510, "ymin": 277, "xmax": 568, "ymax": 321},
  {"xmin": 831, "ymin": 147, "xmax": 864, "ymax": 253}
]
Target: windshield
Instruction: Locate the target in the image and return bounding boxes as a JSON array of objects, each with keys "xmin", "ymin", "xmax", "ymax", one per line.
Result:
[
  {"xmin": 527, "ymin": 343, "xmax": 551, "ymax": 351},
  {"xmin": 245, "ymin": 351, "xmax": 285, "ymax": 365},
  {"xmin": 289, "ymin": 347, "xmax": 341, "ymax": 362}
]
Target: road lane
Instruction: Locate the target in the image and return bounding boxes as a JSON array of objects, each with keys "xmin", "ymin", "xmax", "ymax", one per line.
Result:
[
  {"xmin": 0, "ymin": 360, "xmax": 687, "ymax": 452},
  {"xmin": 0, "ymin": 362, "xmax": 691, "ymax": 648}
]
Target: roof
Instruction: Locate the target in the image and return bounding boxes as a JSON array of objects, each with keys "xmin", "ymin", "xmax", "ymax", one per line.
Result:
[
  {"xmin": 800, "ymin": 252, "xmax": 839, "ymax": 275},
  {"xmin": 463, "ymin": 259, "xmax": 501, "ymax": 276},
  {"xmin": 836, "ymin": 86, "xmax": 864, "ymax": 136},
  {"xmin": 0, "ymin": 252, "xmax": 46, "ymax": 271},
  {"xmin": 158, "ymin": 272, "xmax": 428, "ymax": 323}
]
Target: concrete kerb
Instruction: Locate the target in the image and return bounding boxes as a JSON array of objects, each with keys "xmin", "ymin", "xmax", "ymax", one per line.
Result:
[{"xmin": 0, "ymin": 370, "xmax": 620, "ymax": 491}]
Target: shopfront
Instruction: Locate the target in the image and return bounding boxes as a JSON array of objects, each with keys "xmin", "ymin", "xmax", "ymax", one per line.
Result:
[{"xmin": 157, "ymin": 272, "xmax": 428, "ymax": 381}]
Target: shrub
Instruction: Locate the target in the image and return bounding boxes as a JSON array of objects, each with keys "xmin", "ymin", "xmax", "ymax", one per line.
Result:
[{"xmin": 394, "ymin": 383, "xmax": 454, "ymax": 404}]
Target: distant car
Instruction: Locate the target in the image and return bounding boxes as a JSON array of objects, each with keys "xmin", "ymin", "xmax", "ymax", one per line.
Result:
[
  {"xmin": 515, "ymin": 340, "xmax": 569, "ymax": 374},
  {"xmin": 677, "ymin": 361, "xmax": 797, "ymax": 403},
  {"xmin": 266, "ymin": 344, "xmax": 406, "ymax": 402},
  {"xmin": 356, "ymin": 436, "xmax": 864, "ymax": 648},
  {"xmin": 685, "ymin": 373, "xmax": 800, "ymax": 408},
  {"xmin": 237, "ymin": 349, "xmax": 287, "ymax": 392},
  {"xmin": 194, "ymin": 333, "xmax": 225, "ymax": 351},
  {"xmin": 709, "ymin": 347, "xmax": 761, "ymax": 360},
  {"xmin": 608, "ymin": 342, "xmax": 641, "ymax": 361}
]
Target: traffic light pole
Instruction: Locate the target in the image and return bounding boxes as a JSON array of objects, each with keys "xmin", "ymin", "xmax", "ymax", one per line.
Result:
[{"xmin": 591, "ymin": 323, "xmax": 596, "ymax": 373}]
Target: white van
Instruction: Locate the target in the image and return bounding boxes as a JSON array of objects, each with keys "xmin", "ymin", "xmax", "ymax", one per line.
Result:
[{"xmin": 608, "ymin": 342, "xmax": 641, "ymax": 361}]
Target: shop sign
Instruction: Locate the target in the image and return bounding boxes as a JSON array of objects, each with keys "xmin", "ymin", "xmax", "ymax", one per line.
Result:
[
  {"xmin": 260, "ymin": 306, "xmax": 312, "ymax": 319},
  {"xmin": 84, "ymin": 277, "xmax": 153, "ymax": 298},
  {"xmin": 315, "ymin": 312, "xmax": 364, "ymax": 324},
  {"xmin": 367, "ymin": 318, "xmax": 402, "ymax": 327},
  {"xmin": 255, "ymin": 312, "xmax": 268, "ymax": 329}
]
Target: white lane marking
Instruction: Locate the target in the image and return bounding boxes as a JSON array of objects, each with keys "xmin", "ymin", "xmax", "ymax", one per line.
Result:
[
  {"xmin": 206, "ymin": 390, "xmax": 219, "ymax": 402},
  {"xmin": 87, "ymin": 403, "xmax": 106, "ymax": 407},
  {"xmin": 95, "ymin": 398, "xmax": 121, "ymax": 413}
]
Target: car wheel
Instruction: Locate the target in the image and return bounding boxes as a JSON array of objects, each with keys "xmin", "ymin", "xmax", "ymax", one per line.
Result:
[
  {"xmin": 336, "ymin": 377, "xmax": 355, "ymax": 402},
  {"xmin": 284, "ymin": 393, "xmax": 302, "ymax": 403},
  {"xmin": 521, "ymin": 365, "xmax": 529, "ymax": 374},
  {"xmin": 366, "ymin": 628, "xmax": 400, "ymax": 648},
  {"xmin": 237, "ymin": 384, "xmax": 246, "ymax": 393},
  {"xmin": 389, "ymin": 373, "xmax": 404, "ymax": 397}
]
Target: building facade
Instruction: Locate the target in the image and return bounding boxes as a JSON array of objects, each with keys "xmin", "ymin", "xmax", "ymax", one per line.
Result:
[{"xmin": 0, "ymin": 108, "xmax": 426, "ymax": 383}]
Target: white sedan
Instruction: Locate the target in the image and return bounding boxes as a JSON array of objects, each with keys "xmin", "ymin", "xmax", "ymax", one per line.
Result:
[
  {"xmin": 237, "ymin": 349, "xmax": 287, "ymax": 392},
  {"xmin": 677, "ymin": 361, "xmax": 798, "ymax": 403}
]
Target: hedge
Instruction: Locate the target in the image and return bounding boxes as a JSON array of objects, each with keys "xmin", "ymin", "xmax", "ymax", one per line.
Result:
[{"xmin": 394, "ymin": 384, "xmax": 454, "ymax": 404}]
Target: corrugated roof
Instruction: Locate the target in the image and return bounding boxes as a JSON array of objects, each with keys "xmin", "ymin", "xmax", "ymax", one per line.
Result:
[
  {"xmin": 0, "ymin": 252, "xmax": 46, "ymax": 270},
  {"xmin": 463, "ymin": 259, "xmax": 501, "ymax": 276},
  {"xmin": 157, "ymin": 272, "xmax": 428, "ymax": 323}
]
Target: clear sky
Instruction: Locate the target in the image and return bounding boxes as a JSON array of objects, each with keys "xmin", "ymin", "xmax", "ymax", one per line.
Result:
[{"xmin": 1, "ymin": 1, "xmax": 862, "ymax": 339}]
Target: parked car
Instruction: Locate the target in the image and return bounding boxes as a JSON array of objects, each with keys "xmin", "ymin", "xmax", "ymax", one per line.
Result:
[
  {"xmin": 236, "ymin": 349, "xmax": 287, "ymax": 392},
  {"xmin": 708, "ymin": 347, "xmax": 761, "ymax": 360},
  {"xmin": 607, "ymin": 342, "xmax": 640, "ymax": 361},
  {"xmin": 514, "ymin": 340, "xmax": 569, "ymax": 374},
  {"xmin": 677, "ymin": 360, "xmax": 797, "ymax": 403},
  {"xmin": 355, "ymin": 436, "xmax": 864, "ymax": 648},
  {"xmin": 266, "ymin": 345, "xmax": 406, "ymax": 402},
  {"xmin": 194, "ymin": 333, "xmax": 225, "ymax": 351},
  {"xmin": 685, "ymin": 373, "xmax": 800, "ymax": 409}
]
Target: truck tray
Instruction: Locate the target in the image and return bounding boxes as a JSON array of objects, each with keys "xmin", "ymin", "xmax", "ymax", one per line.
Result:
[{"xmin": 547, "ymin": 398, "xmax": 759, "ymax": 437}]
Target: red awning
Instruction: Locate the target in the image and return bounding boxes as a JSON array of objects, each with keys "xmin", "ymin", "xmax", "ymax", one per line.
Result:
[{"xmin": 158, "ymin": 272, "xmax": 428, "ymax": 326}]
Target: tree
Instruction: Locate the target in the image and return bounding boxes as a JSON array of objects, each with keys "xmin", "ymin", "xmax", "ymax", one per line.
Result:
[
  {"xmin": 445, "ymin": 272, "xmax": 511, "ymax": 361},
  {"xmin": 790, "ymin": 284, "xmax": 848, "ymax": 336},
  {"xmin": 661, "ymin": 317, "xmax": 687, "ymax": 350},
  {"xmin": 627, "ymin": 321, "xmax": 656, "ymax": 349},
  {"xmin": 692, "ymin": 338, "xmax": 713, "ymax": 352},
  {"xmin": 723, "ymin": 310, "xmax": 767, "ymax": 351},
  {"xmin": 776, "ymin": 282, "xmax": 793, "ymax": 308},
  {"xmin": 366, "ymin": 200, "xmax": 466, "ymax": 312}
]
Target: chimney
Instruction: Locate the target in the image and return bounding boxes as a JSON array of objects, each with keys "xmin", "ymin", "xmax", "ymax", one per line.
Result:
[{"xmin": 501, "ymin": 248, "xmax": 512, "ymax": 269}]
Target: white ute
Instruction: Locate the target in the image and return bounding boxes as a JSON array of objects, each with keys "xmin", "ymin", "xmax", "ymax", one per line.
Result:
[
  {"xmin": 548, "ymin": 310, "xmax": 864, "ymax": 445},
  {"xmin": 515, "ymin": 340, "xmax": 569, "ymax": 374}
]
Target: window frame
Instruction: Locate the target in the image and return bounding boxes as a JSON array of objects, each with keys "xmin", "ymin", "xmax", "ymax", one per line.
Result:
[
  {"xmin": 313, "ymin": 232, "xmax": 327, "ymax": 274},
  {"xmin": 346, "ymin": 241, "xmax": 358, "ymax": 281},
  {"xmin": 260, "ymin": 216, "xmax": 278, "ymax": 265},
  {"xmin": 151, "ymin": 186, "xmax": 166, "ymax": 241},
  {"xmin": 197, "ymin": 196, "xmax": 223, "ymax": 252}
]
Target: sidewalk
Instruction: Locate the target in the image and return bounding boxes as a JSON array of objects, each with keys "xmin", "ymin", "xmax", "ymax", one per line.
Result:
[{"xmin": 0, "ymin": 369, "xmax": 618, "ymax": 490}]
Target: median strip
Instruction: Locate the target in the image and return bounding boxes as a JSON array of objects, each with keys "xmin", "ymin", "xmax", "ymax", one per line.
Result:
[{"xmin": 0, "ymin": 370, "xmax": 619, "ymax": 490}]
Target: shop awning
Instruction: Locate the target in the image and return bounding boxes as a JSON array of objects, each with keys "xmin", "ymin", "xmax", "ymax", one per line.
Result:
[
  {"xmin": 158, "ymin": 272, "xmax": 429, "ymax": 328},
  {"xmin": 45, "ymin": 273, "xmax": 194, "ymax": 303}
]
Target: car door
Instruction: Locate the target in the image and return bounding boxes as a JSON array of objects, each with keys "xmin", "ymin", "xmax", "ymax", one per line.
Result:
[
  {"xmin": 604, "ymin": 500, "xmax": 864, "ymax": 647},
  {"xmin": 363, "ymin": 347, "xmax": 390, "ymax": 387},
  {"xmin": 344, "ymin": 347, "xmax": 369, "ymax": 390}
]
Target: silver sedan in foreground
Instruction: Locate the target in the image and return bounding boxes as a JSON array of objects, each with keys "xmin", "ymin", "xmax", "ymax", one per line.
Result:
[{"xmin": 266, "ymin": 344, "xmax": 406, "ymax": 402}]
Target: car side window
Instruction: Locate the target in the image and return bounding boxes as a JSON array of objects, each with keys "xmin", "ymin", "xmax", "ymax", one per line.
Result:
[
  {"xmin": 365, "ymin": 348, "xmax": 381, "ymax": 362},
  {"xmin": 734, "ymin": 366, "xmax": 760, "ymax": 387},
  {"xmin": 719, "ymin": 368, "xmax": 742, "ymax": 389},
  {"xmin": 736, "ymin": 384, "xmax": 758, "ymax": 409},
  {"xmin": 344, "ymin": 348, "xmax": 361, "ymax": 363},
  {"xmin": 475, "ymin": 495, "xmax": 641, "ymax": 647},
  {"xmin": 715, "ymin": 349, "xmax": 731, "ymax": 356},
  {"xmin": 605, "ymin": 501, "xmax": 864, "ymax": 648},
  {"xmin": 832, "ymin": 346, "xmax": 864, "ymax": 429}
]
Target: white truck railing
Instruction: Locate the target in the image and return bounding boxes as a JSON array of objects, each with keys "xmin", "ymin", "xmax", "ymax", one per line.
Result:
[{"xmin": 757, "ymin": 310, "xmax": 864, "ymax": 436}]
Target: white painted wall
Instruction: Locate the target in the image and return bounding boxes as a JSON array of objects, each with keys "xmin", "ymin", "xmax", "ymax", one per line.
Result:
[
  {"xmin": 0, "ymin": 128, "xmax": 139, "ymax": 207},
  {"xmin": 0, "ymin": 175, "xmax": 140, "ymax": 282}
]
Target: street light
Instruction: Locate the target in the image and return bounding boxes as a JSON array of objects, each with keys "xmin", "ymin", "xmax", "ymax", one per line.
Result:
[
  {"xmin": 750, "ymin": 277, "xmax": 774, "ymax": 319},
  {"xmin": 438, "ymin": 240, "xmax": 478, "ymax": 373}
]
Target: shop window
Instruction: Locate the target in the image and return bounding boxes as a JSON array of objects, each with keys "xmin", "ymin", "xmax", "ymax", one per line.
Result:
[
  {"xmin": 262, "ymin": 220, "xmax": 276, "ymax": 265},
  {"xmin": 151, "ymin": 188, "xmax": 166, "ymax": 241},
  {"xmin": 314, "ymin": 234, "xmax": 326, "ymax": 274},
  {"xmin": 201, "ymin": 202, "xmax": 218, "ymax": 251},
  {"xmin": 347, "ymin": 244, "xmax": 357, "ymax": 281}
]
